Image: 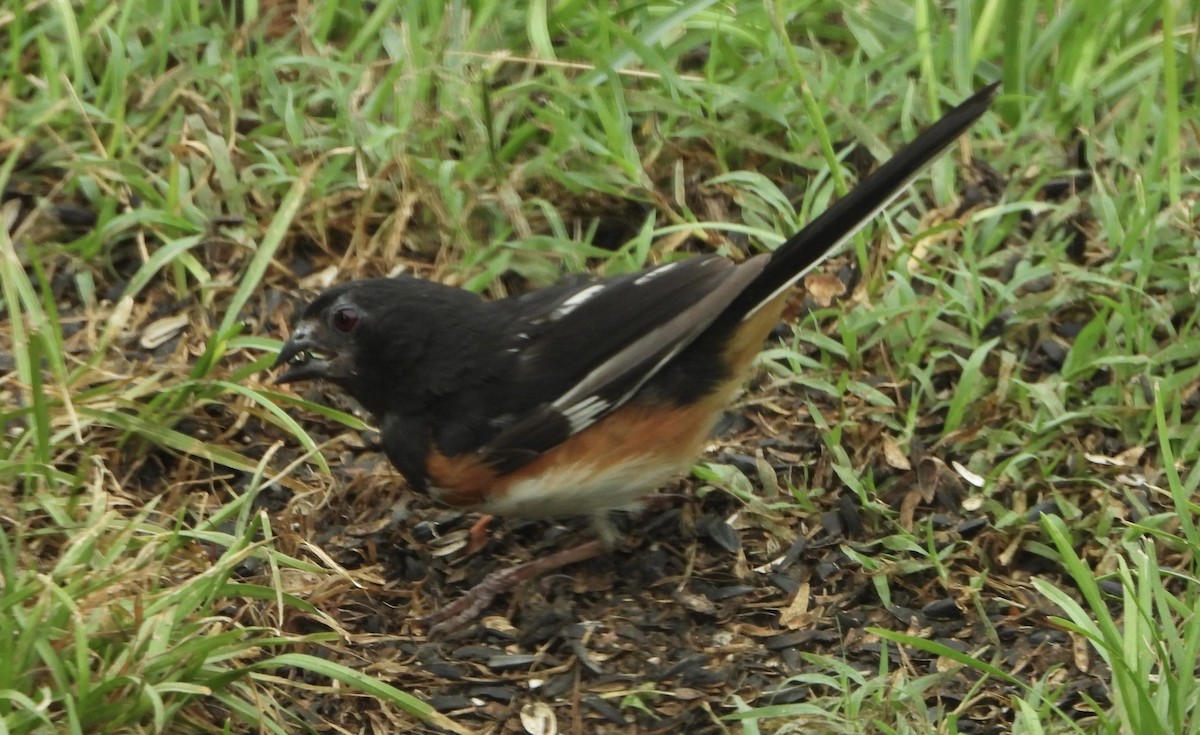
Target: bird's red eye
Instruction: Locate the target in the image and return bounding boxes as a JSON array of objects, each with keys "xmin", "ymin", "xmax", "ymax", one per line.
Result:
[{"xmin": 332, "ymin": 307, "xmax": 359, "ymax": 332}]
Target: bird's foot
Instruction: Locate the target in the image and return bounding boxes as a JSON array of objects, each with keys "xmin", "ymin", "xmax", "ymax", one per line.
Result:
[{"xmin": 425, "ymin": 539, "xmax": 607, "ymax": 639}]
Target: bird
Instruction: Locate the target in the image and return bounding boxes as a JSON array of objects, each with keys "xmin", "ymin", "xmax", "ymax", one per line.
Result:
[{"xmin": 274, "ymin": 83, "xmax": 998, "ymax": 635}]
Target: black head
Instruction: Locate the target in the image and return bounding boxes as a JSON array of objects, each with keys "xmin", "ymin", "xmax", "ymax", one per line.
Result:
[
  {"xmin": 273, "ymin": 277, "xmax": 499, "ymax": 415},
  {"xmin": 273, "ymin": 281, "xmax": 368, "ymax": 385}
]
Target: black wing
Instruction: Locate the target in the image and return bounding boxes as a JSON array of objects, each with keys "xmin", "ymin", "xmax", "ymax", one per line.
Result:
[{"xmin": 481, "ymin": 255, "xmax": 767, "ymax": 469}]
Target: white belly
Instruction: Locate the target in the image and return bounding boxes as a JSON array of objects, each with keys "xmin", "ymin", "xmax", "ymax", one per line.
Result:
[{"xmin": 470, "ymin": 456, "xmax": 688, "ymax": 519}]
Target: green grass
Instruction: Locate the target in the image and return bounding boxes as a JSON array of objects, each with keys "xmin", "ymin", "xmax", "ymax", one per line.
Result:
[{"xmin": 3, "ymin": 0, "xmax": 1198, "ymax": 732}]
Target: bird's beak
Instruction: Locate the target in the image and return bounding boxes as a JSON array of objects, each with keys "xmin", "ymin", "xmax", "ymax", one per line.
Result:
[{"xmin": 272, "ymin": 322, "xmax": 334, "ymax": 384}]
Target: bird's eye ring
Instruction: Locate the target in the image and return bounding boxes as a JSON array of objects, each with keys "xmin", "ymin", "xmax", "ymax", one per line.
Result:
[{"xmin": 332, "ymin": 306, "xmax": 359, "ymax": 332}]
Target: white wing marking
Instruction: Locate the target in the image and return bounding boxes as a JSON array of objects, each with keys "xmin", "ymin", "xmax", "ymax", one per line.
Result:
[{"xmin": 551, "ymin": 284, "xmax": 606, "ymax": 320}]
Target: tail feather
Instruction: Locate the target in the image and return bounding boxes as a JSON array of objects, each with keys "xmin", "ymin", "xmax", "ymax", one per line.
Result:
[{"xmin": 735, "ymin": 82, "xmax": 999, "ymax": 319}]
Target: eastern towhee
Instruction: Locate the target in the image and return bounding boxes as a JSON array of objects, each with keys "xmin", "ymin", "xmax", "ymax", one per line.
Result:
[{"xmin": 274, "ymin": 83, "xmax": 997, "ymax": 635}]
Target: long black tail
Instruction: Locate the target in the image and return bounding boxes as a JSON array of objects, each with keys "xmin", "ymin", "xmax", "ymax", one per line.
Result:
[{"xmin": 734, "ymin": 82, "xmax": 999, "ymax": 318}]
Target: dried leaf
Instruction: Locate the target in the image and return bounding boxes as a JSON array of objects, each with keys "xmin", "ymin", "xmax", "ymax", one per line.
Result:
[
  {"xmin": 1071, "ymin": 630, "xmax": 1091, "ymax": 672},
  {"xmin": 736, "ymin": 623, "xmax": 782, "ymax": 638},
  {"xmin": 429, "ymin": 530, "xmax": 470, "ymax": 557},
  {"xmin": 883, "ymin": 436, "xmax": 912, "ymax": 470},
  {"xmin": 520, "ymin": 702, "xmax": 557, "ymax": 735},
  {"xmin": 916, "ymin": 456, "xmax": 945, "ymax": 501},
  {"xmin": 779, "ymin": 582, "xmax": 812, "ymax": 629},
  {"xmin": 345, "ymin": 516, "xmax": 393, "ymax": 536},
  {"xmin": 1086, "ymin": 446, "xmax": 1146, "ymax": 467},
  {"xmin": 899, "ymin": 489, "xmax": 922, "ymax": 530},
  {"xmin": 482, "ymin": 616, "xmax": 516, "ymax": 635},
  {"xmin": 672, "ymin": 687, "xmax": 706, "ymax": 700},
  {"xmin": 1116, "ymin": 446, "xmax": 1146, "ymax": 465},
  {"xmin": 755, "ymin": 452, "xmax": 780, "ymax": 495},
  {"xmin": 301, "ymin": 264, "xmax": 340, "ymax": 290},
  {"xmin": 1117, "ymin": 473, "xmax": 1156, "ymax": 490},
  {"xmin": 804, "ymin": 272, "xmax": 846, "ymax": 307},
  {"xmin": 951, "ymin": 460, "xmax": 985, "ymax": 488},
  {"xmin": 673, "ymin": 589, "xmax": 718, "ymax": 616},
  {"xmin": 140, "ymin": 314, "xmax": 189, "ymax": 349},
  {"xmin": 99, "ymin": 296, "xmax": 134, "ymax": 349}
]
